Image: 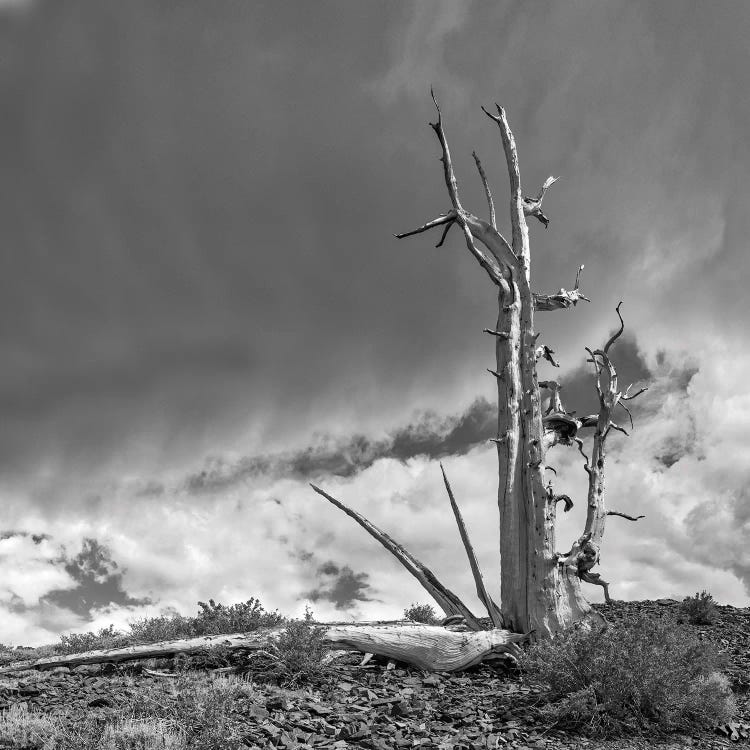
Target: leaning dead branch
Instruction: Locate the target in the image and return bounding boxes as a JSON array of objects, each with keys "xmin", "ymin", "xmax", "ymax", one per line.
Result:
[
  {"xmin": 440, "ymin": 464, "xmax": 504, "ymax": 628},
  {"xmin": 310, "ymin": 484, "xmax": 481, "ymax": 629},
  {"xmin": 472, "ymin": 151, "xmax": 496, "ymax": 230}
]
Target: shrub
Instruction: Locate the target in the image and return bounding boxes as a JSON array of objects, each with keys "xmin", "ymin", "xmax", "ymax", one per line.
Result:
[
  {"xmin": 521, "ymin": 612, "xmax": 735, "ymax": 737},
  {"xmin": 58, "ymin": 598, "xmax": 286, "ymax": 656},
  {"xmin": 193, "ymin": 598, "xmax": 285, "ymax": 635},
  {"xmin": 403, "ymin": 602, "xmax": 438, "ymax": 624},
  {"xmin": 681, "ymin": 590, "xmax": 719, "ymax": 625},
  {"xmin": 57, "ymin": 624, "xmax": 135, "ymax": 655},
  {"xmin": 129, "ymin": 598, "xmax": 285, "ymax": 643},
  {"xmin": 271, "ymin": 608, "xmax": 332, "ymax": 686},
  {"xmin": 128, "ymin": 613, "xmax": 194, "ymax": 643}
]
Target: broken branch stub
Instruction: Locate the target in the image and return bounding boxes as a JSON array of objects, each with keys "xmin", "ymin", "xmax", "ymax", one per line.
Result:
[{"xmin": 534, "ymin": 265, "xmax": 590, "ymax": 311}]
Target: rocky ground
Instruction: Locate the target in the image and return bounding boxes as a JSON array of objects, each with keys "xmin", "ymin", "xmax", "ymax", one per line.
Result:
[{"xmin": 0, "ymin": 599, "xmax": 748, "ymax": 749}]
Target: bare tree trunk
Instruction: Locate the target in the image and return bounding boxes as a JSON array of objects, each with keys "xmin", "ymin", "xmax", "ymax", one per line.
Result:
[
  {"xmin": 307, "ymin": 93, "xmax": 646, "ymax": 646},
  {"xmin": 482, "ymin": 105, "xmax": 591, "ymax": 636}
]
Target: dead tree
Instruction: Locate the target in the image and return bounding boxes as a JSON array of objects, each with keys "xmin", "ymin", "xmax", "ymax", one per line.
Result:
[{"xmin": 307, "ymin": 92, "xmax": 646, "ymax": 656}]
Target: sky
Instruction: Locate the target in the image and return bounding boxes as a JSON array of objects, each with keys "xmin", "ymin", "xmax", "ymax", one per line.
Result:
[{"xmin": 0, "ymin": 0, "xmax": 749, "ymax": 646}]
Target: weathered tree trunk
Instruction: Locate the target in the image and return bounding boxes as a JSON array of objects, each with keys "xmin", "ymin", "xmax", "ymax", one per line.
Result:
[
  {"xmin": 306, "ymin": 92, "xmax": 646, "ymax": 650},
  {"xmin": 0, "ymin": 623, "xmax": 525, "ymax": 674},
  {"xmin": 480, "ymin": 105, "xmax": 591, "ymax": 636}
]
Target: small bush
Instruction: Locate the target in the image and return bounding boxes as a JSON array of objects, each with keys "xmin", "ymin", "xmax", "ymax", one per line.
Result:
[
  {"xmin": 57, "ymin": 624, "xmax": 135, "ymax": 655},
  {"xmin": 129, "ymin": 614, "xmax": 198, "ymax": 643},
  {"xmin": 681, "ymin": 590, "xmax": 719, "ymax": 625},
  {"xmin": 129, "ymin": 598, "xmax": 285, "ymax": 643},
  {"xmin": 193, "ymin": 598, "xmax": 285, "ymax": 635},
  {"xmin": 58, "ymin": 598, "xmax": 286, "ymax": 656},
  {"xmin": 521, "ymin": 612, "xmax": 735, "ymax": 737},
  {"xmin": 271, "ymin": 610, "xmax": 331, "ymax": 686},
  {"xmin": 403, "ymin": 602, "xmax": 438, "ymax": 624}
]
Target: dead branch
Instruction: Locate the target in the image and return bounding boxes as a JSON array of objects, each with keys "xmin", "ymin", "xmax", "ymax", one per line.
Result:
[
  {"xmin": 394, "ymin": 212, "xmax": 456, "ymax": 240},
  {"xmin": 603, "ymin": 301, "xmax": 625, "ymax": 353},
  {"xmin": 481, "ymin": 103, "xmax": 527, "ymax": 262},
  {"xmin": 522, "ymin": 175, "xmax": 560, "ymax": 228},
  {"xmin": 535, "ymin": 344, "xmax": 560, "ymax": 367},
  {"xmin": 484, "ymin": 328, "xmax": 510, "ymax": 339},
  {"xmin": 429, "ymin": 90, "xmax": 504, "ymax": 285},
  {"xmin": 440, "ymin": 464, "xmax": 504, "ymax": 628},
  {"xmin": 472, "ymin": 151, "xmax": 496, "ymax": 229},
  {"xmin": 534, "ymin": 265, "xmax": 590, "ymax": 311},
  {"xmin": 311, "ymin": 484, "xmax": 481, "ymax": 629},
  {"xmin": 607, "ymin": 511, "xmax": 645, "ymax": 521}
]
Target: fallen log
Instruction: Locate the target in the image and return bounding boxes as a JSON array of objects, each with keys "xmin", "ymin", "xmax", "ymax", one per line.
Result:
[
  {"xmin": 0, "ymin": 622, "xmax": 525, "ymax": 674},
  {"xmin": 326, "ymin": 624, "xmax": 526, "ymax": 671}
]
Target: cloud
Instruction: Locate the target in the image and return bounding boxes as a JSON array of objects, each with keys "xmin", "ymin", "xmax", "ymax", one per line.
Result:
[
  {"xmin": 184, "ymin": 397, "xmax": 496, "ymax": 493},
  {"xmin": 0, "ymin": 2, "xmax": 748, "ymax": 643},
  {"xmin": 41, "ymin": 537, "xmax": 151, "ymax": 619},
  {"xmin": 304, "ymin": 561, "xmax": 375, "ymax": 611}
]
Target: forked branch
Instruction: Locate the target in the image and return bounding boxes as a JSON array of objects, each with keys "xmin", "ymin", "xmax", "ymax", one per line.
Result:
[{"xmin": 310, "ymin": 484, "xmax": 481, "ymax": 629}]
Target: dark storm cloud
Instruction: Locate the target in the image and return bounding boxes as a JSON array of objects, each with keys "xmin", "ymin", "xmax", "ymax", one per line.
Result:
[
  {"xmin": 185, "ymin": 397, "xmax": 495, "ymax": 493},
  {"xmin": 41, "ymin": 538, "xmax": 150, "ymax": 620},
  {"xmin": 0, "ymin": 0, "xmax": 749, "ymax": 622},
  {"xmin": 304, "ymin": 561, "xmax": 374, "ymax": 610},
  {"xmin": 0, "ymin": 0, "xmax": 748, "ymax": 492}
]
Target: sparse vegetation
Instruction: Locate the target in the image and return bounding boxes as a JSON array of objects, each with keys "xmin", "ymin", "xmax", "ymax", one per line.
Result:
[
  {"xmin": 57, "ymin": 624, "xmax": 134, "ymax": 655},
  {"xmin": 100, "ymin": 718, "xmax": 186, "ymax": 750},
  {"xmin": 681, "ymin": 590, "xmax": 719, "ymax": 625},
  {"xmin": 0, "ymin": 703, "xmax": 64, "ymax": 749},
  {"xmin": 125, "ymin": 673, "xmax": 257, "ymax": 750},
  {"xmin": 521, "ymin": 612, "xmax": 735, "ymax": 737},
  {"xmin": 52, "ymin": 597, "xmax": 286, "ymax": 656},
  {"xmin": 403, "ymin": 602, "xmax": 439, "ymax": 624},
  {"xmin": 0, "ymin": 600, "xmax": 745, "ymax": 748}
]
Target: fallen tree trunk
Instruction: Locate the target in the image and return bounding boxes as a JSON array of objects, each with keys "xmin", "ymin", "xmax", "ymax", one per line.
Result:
[
  {"xmin": 326, "ymin": 625, "xmax": 525, "ymax": 671},
  {"xmin": 0, "ymin": 622, "xmax": 525, "ymax": 674}
]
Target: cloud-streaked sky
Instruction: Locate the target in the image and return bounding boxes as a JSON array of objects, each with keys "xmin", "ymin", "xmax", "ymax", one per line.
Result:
[{"xmin": 1, "ymin": 1, "xmax": 749, "ymax": 645}]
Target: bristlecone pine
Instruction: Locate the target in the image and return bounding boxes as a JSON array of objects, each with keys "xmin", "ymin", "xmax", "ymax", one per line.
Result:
[
  {"xmin": 13, "ymin": 93, "xmax": 649, "ymax": 675},
  {"xmin": 308, "ymin": 90, "xmax": 648, "ymax": 665}
]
